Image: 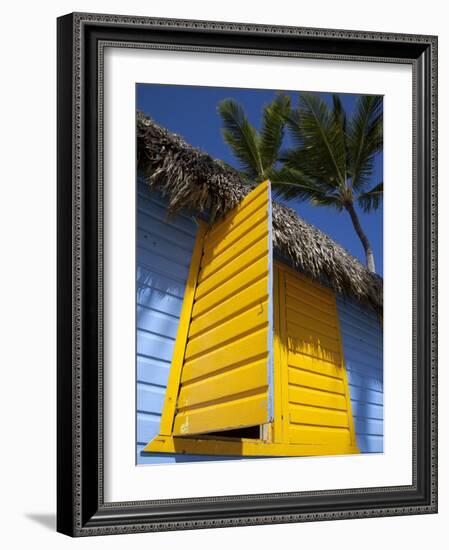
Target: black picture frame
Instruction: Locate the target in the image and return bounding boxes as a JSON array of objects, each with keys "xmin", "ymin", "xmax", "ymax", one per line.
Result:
[{"xmin": 57, "ymin": 12, "xmax": 438, "ymax": 537}]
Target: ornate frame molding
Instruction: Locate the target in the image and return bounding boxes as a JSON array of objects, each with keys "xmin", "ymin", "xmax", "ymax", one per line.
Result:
[{"xmin": 57, "ymin": 12, "xmax": 437, "ymax": 536}]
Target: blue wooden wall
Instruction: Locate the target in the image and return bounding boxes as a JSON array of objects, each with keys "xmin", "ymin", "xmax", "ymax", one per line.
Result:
[
  {"xmin": 136, "ymin": 177, "xmax": 201, "ymax": 464},
  {"xmin": 337, "ymin": 296, "xmax": 384, "ymax": 453},
  {"xmin": 136, "ymin": 177, "xmax": 241, "ymax": 464}
]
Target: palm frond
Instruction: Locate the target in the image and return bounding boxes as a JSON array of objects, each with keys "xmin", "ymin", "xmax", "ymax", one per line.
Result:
[
  {"xmin": 259, "ymin": 94, "xmax": 291, "ymax": 173},
  {"xmin": 296, "ymin": 92, "xmax": 347, "ymax": 185},
  {"xmin": 280, "ymin": 147, "xmax": 341, "ymax": 193},
  {"xmin": 217, "ymin": 99, "xmax": 263, "ymax": 180},
  {"xmin": 331, "ymin": 93, "xmax": 348, "ymax": 183},
  {"xmin": 332, "ymin": 94, "xmax": 347, "ymax": 134},
  {"xmin": 271, "ymin": 162, "xmax": 345, "ymax": 211},
  {"xmin": 347, "ymin": 95, "xmax": 383, "ymax": 191},
  {"xmin": 357, "ymin": 181, "xmax": 383, "ymax": 212},
  {"xmin": 311, "ymin": 194, "xmax": 345, "ymax": 211},
  {"xmin": 284, "ymin": 93, "xmax": 347, "ymax": 190},
  {"xmin": 285, "ymin": 107, "xmax": 304, "ymax": 147},
  {"xmin": 270, "ymin": 166, "xmax": 324, "ymax": 201}
]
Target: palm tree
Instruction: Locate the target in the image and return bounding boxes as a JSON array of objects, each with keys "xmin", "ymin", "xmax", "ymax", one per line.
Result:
[
  {"xmin": 276, "ymin": 92, "xmax": 383, "ymax": 273},
  {"xmin": 217, "ymin": 94, "xmax": 291, "ymax": 184}
]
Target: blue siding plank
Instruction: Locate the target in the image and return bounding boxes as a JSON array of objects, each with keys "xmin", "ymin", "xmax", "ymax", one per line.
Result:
[
  {"xmin": 338, "ymin": 298, "xmax": 382, "ymax": 323},
  {"xmin": 340, "ymin": 342, "xmax": 383, "ymax": 368},
  {"xmin": 351, "ymin": 400, "xmax": 383, "ymax": 420},
  {"xmin": 348, "ymin": 383, "xmax": 383, "ymax": 406},
  {"xmin": 339, "ymin": 311, "xmax": 383, "ymax": 337},
  {"xmin": 340, "ymin": 323, "xmax": 383, "ymax": 349},
  {"xmin": 137, "ymin": 383, "xmax": 166, "ymax": 415},
  {"xmin": 137, "ymin": 247, "xmax": 191, "ymax": 282},
  {"xmin": 137, "ymin": 330, "xmax": 175, "ymax": 363},
  {"xmin": 137, "ymin": 286, "xmax": 184, "ymax": 318},
  {"xmin": 137, "ymin": 412, "xmax": 162, "ymax": 444},
  {"xmin": 137, "ymin": 194, "xmax": 197, "ymax": 236},
  {"xmin": 137, "ymin": 214, "xmax": 196, "ymax": 248},
  {"xmin": 136, "ymin": 179, "xmax": 189, "ymax": 212},
  {"xmin": 354, "ymin": 418, "xmax": 384, "ymax": 436},
  {"xmin": 137, "ymin": 227, "xmax": 194, "ymax": 267},
  {"xmin": 137, "ymin": 305, "xmax": 180, "ymax": 339},
  {"xmin": 347, "ymin": 371, "xmax": 383, "ymax": 393},
  {"xmin": 341, "ymin": 340, "xmax": 383, "ymax": 365},
  {"xmin": 137, "ymin": 267, "xmax": 186, "ymax": 297},
  {"xmin": 345, "ymin": 361, "xmax": 383, "ymax": 383},
  {"xmin": 137, "ymin": 193, "xmax": 195, "ymax": 222},
  {"xmin": 137, "ymin": 356, "xmax": 171, "ymax": 387}
]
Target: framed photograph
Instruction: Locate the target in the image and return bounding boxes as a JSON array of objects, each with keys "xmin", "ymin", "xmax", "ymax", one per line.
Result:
[{"xmin": 57, "ymin": 12, "xmax": 438, "ymax": 536}]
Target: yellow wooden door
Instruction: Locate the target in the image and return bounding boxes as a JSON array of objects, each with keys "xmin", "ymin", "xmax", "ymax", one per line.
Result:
[
  {"xmin": 275, "ymin": 263, "xmax": 358, "ymax": 452},
  {"xmin": 160, "ymin": 180, "xmax": 274, "ymax": 437}
]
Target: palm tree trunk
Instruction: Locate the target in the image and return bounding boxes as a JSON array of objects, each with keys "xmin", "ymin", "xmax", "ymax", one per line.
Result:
[{"xmin": 345, "ymin": 202, "xmax": 376, "ymax": 273}]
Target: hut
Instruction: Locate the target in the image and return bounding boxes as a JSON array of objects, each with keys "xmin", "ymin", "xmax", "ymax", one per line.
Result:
[{"xmin": 136, "ymin": 113, "xmax": 383, "ymax": 464}]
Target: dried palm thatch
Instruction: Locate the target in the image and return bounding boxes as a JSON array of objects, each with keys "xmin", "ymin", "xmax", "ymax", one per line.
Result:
[{"xmin": 137, "ymin": 112, "xmax": 382, "ymax": 312}]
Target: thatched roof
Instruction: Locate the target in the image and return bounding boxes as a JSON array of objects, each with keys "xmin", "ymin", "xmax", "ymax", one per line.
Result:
[{"xmin": 137, "ymin": 112, "xmax": 382, "ymax": 312}]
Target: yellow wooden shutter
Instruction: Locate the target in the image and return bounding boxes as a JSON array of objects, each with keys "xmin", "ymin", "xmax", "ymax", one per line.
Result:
[
  {"xmin": 161, "ymin": 180, "xmax": 274, "ymax": 437},
  {"xmin": 276, "ymin": 263, "xmax": 358, "ymax": 451}
]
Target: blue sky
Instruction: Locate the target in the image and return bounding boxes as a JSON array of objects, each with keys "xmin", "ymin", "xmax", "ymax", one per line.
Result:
[{"xmin": 137, "ymin": 84, "xmax": 383, "ymax": 276}]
